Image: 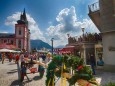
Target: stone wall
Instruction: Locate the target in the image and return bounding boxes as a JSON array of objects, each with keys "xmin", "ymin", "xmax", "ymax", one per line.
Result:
[
  {"xmin": 99, "ymin": 0, "xmax": 115, "ymax": 32},
  {"xmin": 102, "ymin": 31, "xmax": 115, "ymax": 71}
]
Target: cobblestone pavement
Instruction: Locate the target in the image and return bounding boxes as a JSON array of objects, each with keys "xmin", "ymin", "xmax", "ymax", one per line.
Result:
[
  {"xmin": 95, "ymin": 69, "xmax": 115, "ymax": 85},
  {"xmin": 0, "ymin": 60, "xmax": 115, "ymax": 86}
]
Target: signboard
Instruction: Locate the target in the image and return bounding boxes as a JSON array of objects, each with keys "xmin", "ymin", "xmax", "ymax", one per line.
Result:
[{"xmin": 109, "ymin": 47, "xmax": 115, "ymax": 51}]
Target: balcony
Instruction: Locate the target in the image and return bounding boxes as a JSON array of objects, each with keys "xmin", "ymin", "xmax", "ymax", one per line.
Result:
[
  {"xmin": 88, "ymin": 2, "xmax": 101, "ymax": 32},
  {"xmin": 88, "ymin": 2, "xmax": 99, "ymax": 13}
]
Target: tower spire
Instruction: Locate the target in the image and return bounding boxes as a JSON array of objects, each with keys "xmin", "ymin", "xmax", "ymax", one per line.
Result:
[
  {"xmin": 23, "ymin": 8, "xmax": 27, "ymax": 21},
  {"xmin": 17, "ymin": 8, "xmax": 28, "ymax": 25},
  {"xmin": 23, "ymin": 8, "xmax": 26, "ymax": 15},
  {"xmin": 20, "ymin": 12, "xmax": 23, "ymax": 20}
]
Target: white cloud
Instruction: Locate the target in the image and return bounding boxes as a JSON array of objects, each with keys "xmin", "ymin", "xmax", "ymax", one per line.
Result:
[
  {"xmin": 1, "ymin": 32, "xmax": 8, "ymax": 33},
  {"xmin": 5, "ymin": 12, "xmax": 46, "ymax": 42},
  {"xmin": 46, "ymin": 6, "xmax": 100, "ymax": 47},
  {"xmin": 4, "ymin": 6, "xmax": 100, "ymax": 48},
  {"xmin": 5, "ymin": 12, "xmax": 20, "ymax": 26},
  {"xmin": 56, "ymin": 6, "xmax": 81, "ymax": 33}
]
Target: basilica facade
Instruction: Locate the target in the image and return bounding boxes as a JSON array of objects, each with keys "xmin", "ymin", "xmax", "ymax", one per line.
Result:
[{"xmin": 0, "ymin": 9, "xmax": 31, "ymax": 52}]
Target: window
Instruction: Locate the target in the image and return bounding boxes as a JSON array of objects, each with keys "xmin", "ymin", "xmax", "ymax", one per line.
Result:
[
  {"xmin": 4, "ymin": 40, "xmax": 7, "ymax": 43},
  {"xmin": 8, "ymin": 39, "xmax": 9, "ymax": 43},
  {"xmin": 19, "ymin": 29, "xmax": 21, "ymax": 35},
  {"xmin": 18, "ymin": 40, "xmax": 21, "ymax": 48},
  {"xmin": 11, "ymin": 40, "xmax": 13, "ymax": 44}
]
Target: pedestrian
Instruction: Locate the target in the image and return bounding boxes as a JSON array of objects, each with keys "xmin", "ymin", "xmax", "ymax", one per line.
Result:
[
  {"xmin": 33, "ymin": 54, "xmax": 37, "ymax": 60},
  {"xmin": 38, "ymin": 56, "xmax": 45, "ymax": 77},
  {"xmin": 45, "ymin": 52, "xmax": 52, "ymax": 65},
  {"xmin": 0, "ymin": 53, "xmax": 2, "ymax": 61},
  {"xmin": 2, "ymin": 53, "xmax": 5, "ymax": 64},
  {"xmin": 29, "ymin": 54, "xmax": 34, "ymax": 63},
  {"xmin": 27, "ymin": 53, "xmax": 35, "ymax": 68},
  {"xmin": 12, "ymin": 53, "xmax": 16, "ymax": 62},
  {"xmin": 41, "ymin": 53, "xmax": 46, "ymax": 61},
  {"xmin": 97, "ymin": 54, "xmax": 104, "ymax": 66},
  {"xmin": 9, "ymin": 53, "xmax": 13, "ymax": 62},
  {"xmin": 15, "ymin": 54, "xmax": 19, "ymax": 64},
  {"xmin": 20, "ymin": 63, "xmax": 30, "ymax": 82},
  {"xmin": 20, "ymin": 53, "xmax": 25, "ymax": 68},
  {"xmin": 89, "ymin": 53, "xmax": 96, "ymax": 75},
  {"xmin": 38, "ymin": 52, "xmax": 52, "ymax": 74}
]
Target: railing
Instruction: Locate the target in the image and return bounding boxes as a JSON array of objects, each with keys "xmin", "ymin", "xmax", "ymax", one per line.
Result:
[{"xmin": 88, "ymin": 2, "xmax": 99, "ymax": 12}]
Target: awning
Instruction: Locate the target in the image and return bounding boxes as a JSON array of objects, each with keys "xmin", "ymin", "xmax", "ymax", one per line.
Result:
[
  {"xmin": 59, "ymin": 51, "xmax": 71, "ymax": 54},
  {"xmin": 64, "ymin": 46, "xmax": 75, "ymax": 48},
  {"xmin": 58, "ymin": 45, "xmax": 76, "ymax": 54}
]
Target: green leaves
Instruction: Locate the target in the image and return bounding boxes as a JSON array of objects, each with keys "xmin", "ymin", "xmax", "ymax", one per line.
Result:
[{"xmin": 46, "ymin": 55, "xmax": 94, "ymax": 86}]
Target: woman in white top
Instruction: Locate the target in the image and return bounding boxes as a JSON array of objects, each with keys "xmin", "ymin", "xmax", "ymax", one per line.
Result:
[{"xmin": 44, "ymin": 52, "xmax": 52, "ymax": 65}]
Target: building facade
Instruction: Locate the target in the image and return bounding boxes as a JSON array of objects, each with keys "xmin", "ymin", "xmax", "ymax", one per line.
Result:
[
  {"xmin": 88, "ymin": 0, "xmax": 115, "ymax": 71},
  {"xmin": 67, "ymin": 33, "xmax": 102, "ymax": 65},
  {"xmin": 0, "ymin": 9, "xmax": 31, "ymax": 52}
]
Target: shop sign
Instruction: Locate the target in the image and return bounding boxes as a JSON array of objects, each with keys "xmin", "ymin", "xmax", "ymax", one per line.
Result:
[{"xmin": 109, "ymin": 47, "xmax": 115, "ymax": 51}]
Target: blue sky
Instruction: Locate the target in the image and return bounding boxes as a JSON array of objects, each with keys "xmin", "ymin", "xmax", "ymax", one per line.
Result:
[{"xmin": 0, "ymin": 0, "xmax": 99, "ymax": 47}]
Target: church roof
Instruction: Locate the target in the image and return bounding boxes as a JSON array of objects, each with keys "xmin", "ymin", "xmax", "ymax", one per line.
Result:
[{"xmin": 0, "ymin": 33, "xmax": 15, "ymax": 38}]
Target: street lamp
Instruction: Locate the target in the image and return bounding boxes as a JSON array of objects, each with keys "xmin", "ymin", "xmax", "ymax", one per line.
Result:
[
  {"xmin": 81, "ymin": 27, "xmax": 85, "ymax": 40},
  {"xmin": 81, "ymin": 27, "xmax": 85, "ymax": 35},
  {"xmin": 51, "ymin": 38, "xmax": 54, "ymax": 55}
]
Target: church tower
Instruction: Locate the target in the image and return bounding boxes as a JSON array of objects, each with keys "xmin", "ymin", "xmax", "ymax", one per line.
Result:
[{"xmin": 15, "ymin": 9, "xmax": 31, "ymax": 52}]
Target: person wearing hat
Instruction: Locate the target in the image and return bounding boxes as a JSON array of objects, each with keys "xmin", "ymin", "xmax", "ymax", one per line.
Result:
[
  {"xmin": 38, "ymin": 52, "xmax": 52, "ymax": 77},
  {"xmin": 44, "ymin": 52, "xmax": 52, "ymax": 65}
]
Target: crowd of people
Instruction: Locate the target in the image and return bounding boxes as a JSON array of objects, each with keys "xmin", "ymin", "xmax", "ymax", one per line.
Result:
[
  {"xmin": 20, "ymin": 52, "xmax": 53, "ymax": 82},
  {"xmin": 0, "ymin": 52, "xmax": 20, "ymax": 64},
  {"xmin": 0, "ymin": 52, "xmax": 52, "ymax": 63},
  {"xmin": 0, "ymin": 51, "xmax": 53, "ymax": 82},
  {"xmin": 0, "ymin": 50, "xmax": 98, "ymax": 82}
]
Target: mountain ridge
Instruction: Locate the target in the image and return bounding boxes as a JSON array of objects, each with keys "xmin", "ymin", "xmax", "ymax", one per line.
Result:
[{"xmin": 30, "ymin": 39, "xmax": 52, "ymax": 50}]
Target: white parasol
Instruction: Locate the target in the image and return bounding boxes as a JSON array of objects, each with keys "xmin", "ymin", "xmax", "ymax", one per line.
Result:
[{"xmin": 0, "ymin": 48, "xmax": 20, "ymax": 53}]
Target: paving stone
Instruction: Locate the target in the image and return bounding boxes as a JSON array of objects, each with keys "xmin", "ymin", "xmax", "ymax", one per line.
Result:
[{"xmin": 0, "ymin": 60, "xmax": 115, "ymax": 86}]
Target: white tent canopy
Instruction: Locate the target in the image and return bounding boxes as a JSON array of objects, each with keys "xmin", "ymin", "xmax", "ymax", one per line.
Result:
[
  {"xmin": 0, "ymin": 48, "xmax": 21, "ymax": 53},
  {"xmin": 37, "ymin": 50, "xmax": 48, "ymax": 53}
]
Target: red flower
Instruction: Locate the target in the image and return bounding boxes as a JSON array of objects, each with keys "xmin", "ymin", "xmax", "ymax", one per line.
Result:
[{"xmin": 77, "ymin": 65, "xmax": 83, "ymax": 71}]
